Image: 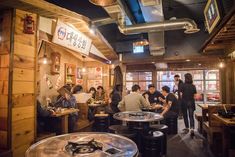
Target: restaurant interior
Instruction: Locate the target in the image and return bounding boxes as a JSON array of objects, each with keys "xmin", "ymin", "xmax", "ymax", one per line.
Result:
[{"xmin": 0, "ymin": 0, "xmax": 235, "ymax": 157}]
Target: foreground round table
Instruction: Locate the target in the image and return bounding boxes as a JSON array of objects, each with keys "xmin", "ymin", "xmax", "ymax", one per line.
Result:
[
  {"xmin": 113, "ymin": 111, "xmax": 163, "ymax": 122},
  {"xmin": 26, "ymin": 132, "xmax": 138, "ymax": 157}
]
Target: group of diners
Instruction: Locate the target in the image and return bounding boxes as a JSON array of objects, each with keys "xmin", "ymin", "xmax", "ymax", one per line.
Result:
[{"xmin": 37, "ymin": 72, "xmax": 197, "ymax": 136}]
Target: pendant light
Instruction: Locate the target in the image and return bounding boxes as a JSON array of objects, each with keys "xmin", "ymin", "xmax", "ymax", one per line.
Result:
[
  {"xmin": 38, "ymin": 41, "xmax": 52, "ymax": 65},
  {"xmin": 81, "ymin": 56, "xmax": 87, "ymax": 74},
  {"xmin": 133, "ymin": 34, "xmax": 149, "ymax": 46}
]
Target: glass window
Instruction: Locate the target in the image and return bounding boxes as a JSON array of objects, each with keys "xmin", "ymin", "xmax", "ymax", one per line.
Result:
[
  {"xmin": 126, "ymin": 71, "xmax": 153, "ymax": 92},
  {"xmin": 133, "ymin": 45, "xmax": 144, "ymax": 53},
  {"xmin": 194, "ymin": 81, "xmax": 204, "ymax": 91},
  {"xmin": 206, "ymin": 80, "xmax": 220, "ymax": 91},
  {"xmin": 126, "ymin": 72, "xmax": 138, "ymax": 81},
  {"xmin": 156, "ymin": 69, "xmax": 220, "ymax": 103},
  {"xmin": 139, "ymin": 72, "xmax": 152, "ymax": 81},
  {"xmin": 205, "ymin": 70, "xmax": 219, "ymax": 80}
]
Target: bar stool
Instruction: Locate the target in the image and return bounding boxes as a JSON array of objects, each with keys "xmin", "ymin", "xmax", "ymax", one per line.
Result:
[
  {"xmin": 93, "ymin": 113, "xmax": 109, "ymax": 132},
  {"xmin": 143, "ymin": 131, "xmax": 164, "ymax": 157},
  {"xmin": 165, "ymin": 116, "xmax": 178, "ymax": 134},
  {"xmin": 150, "ymin": 124, "xmax": 168, "ymax": 156}
]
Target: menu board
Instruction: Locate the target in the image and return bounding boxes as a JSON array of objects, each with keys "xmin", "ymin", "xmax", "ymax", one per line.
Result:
[
  {"xmin": 204, "ymin": 0, "xmax": 220, "ymax": 33},
  {"xmin": 52, "ymin": 19, "xmax": 92, "ymax": 55}
]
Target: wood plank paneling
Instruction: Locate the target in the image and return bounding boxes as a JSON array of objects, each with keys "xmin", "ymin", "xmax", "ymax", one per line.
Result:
[
  {"xmin": 12, "ymin": 118, "xmax": 34, "ymax": 149},
  {"xmin": 13, "ymin": 68, "xmax": 34, "ymax": 81},
  {"xmin": 0, "ymin": 108, "xmax": 7, "ymax": 118},
  {"xmin": 12, "ymin": 94, "xmax": 34, "ymax": 108},
  {"xmin": 0, "ymin": 68, "xmax": 9, "ymax": 80},
  {"xmin": 13, "ymin": 54, "xmax": 35, "ymax": 69},
  {"xmin": 0, "ymin": 41, "xmax": 10, "ymax": 55},
  {"xmin": 12, "ymin": 81, "xmax": 34, "ymax": 94},
  {"xmin": 12, "ymin": 143, "xmax": 31, "ymax": 157},
  {"xmin": 0, "ymin": 117, "xmax": 7, "ymax": 130},
  {"xmin": 0, "ymin": 95, "xmax": 8, "ymax": 108},
  {"xmin": 0, "ymin": 131, "xmax": 7, "ymax": 148},
  {"xmin": 14, "ymin": 34, "xmax": 35, "ymax": 47},
  {"xmin": 14, "ymin": 42, "xmax": 35, "ymax": 58},
  {"xmin": 0, "ymin": 54, "xmax": 9, "ymax": 68},
  {"xmin": 12, "ymin": 106, "xmax": 34, "ymax": 122},
  {"xmin": 0, "ymin": 81, "xmax": 8, "ymax": 94}
]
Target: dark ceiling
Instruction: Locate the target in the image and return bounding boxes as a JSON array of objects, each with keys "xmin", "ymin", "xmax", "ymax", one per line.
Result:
[{"xmin": 46, "ymin": 0, "xmax": 208, "ymax": 53}]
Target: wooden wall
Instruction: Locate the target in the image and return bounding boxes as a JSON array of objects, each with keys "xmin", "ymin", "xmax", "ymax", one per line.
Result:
[
  {"xmin": 11, "ymin": 9, "xmax": 37, "ymax": 157},
  {"xmin": 0, "ymin": 9, "xmax": 11, "ymax": 150}
]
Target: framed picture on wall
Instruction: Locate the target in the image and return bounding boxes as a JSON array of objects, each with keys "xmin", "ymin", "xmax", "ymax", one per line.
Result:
[{"xmin": 204, "ymin": 0, "xmax": 221, "ymax": 33}]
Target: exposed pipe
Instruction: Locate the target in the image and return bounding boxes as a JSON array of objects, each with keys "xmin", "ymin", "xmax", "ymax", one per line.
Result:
[{"xmin": 118, "ymin": 18, "xmax": 200, "ymax": 35}]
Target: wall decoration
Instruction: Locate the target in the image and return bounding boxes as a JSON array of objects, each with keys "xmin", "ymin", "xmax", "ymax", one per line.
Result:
[
  {"xmin": 51, "ymin": 52, "xmax": 61, "ymax": 74},
  {"xmin": 204, "ymin": 0, "xmax": 220, "ymax": 33},
  {"xmin": 23, "ymin": 14, "xmax": 35, "ymax": 34},
  {"xmin": 87, "ymin": 67, "xmax": 102, "ymax": 80},
  {"xmin": 65, "ymin": 63, "xmax": 76, "ymax": 85},
  {"xmin": 55, "ymin": 74, "xmax": 62, "ymax": 90},
  {"xmin": 44, "ymin": 74, "xmax": 53, "ymax": 89},
  {"xmin": 52, "ymin": 19, "xmax": 92, "ymax": 55}
]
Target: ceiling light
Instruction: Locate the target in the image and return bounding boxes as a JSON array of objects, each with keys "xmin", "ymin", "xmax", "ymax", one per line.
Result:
[
  {"xmin": 133, "ymin": 38, "xmax": 149, "ymax": 46},
  {"xmin": 219, "ymin": 61, "xmax": 225, "ymax": 68},
  {"xmin": 198, "ymin": 63, "xmax": 202, "ymax": 66},
  {"xmin": 38, "ymin": 41, "xmax": 52, "ymax": 65},
  {"xmin": 151, "ymin": 62, "xmax": 155, "ymax": 64},
  {"xmin": 186, "ymin": 59, "xmax": 191, "ymax": 62},
  {"xmin": 89, "ymin": 0, "xmax": 117, "ymax": 6}
]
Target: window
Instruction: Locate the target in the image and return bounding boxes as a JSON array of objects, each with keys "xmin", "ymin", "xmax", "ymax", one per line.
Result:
[
  {"xmin": 156, "ymin": 70, "xmax": 220, "ymax": 103},
  {"xmin": 126, "ymin": 72, "xmax": 152, "ymax": 92}
]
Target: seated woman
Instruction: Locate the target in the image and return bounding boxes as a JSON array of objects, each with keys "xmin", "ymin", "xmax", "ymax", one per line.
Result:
[
  {"xmin": 95, "ymin": 86, "xmax": 108, "ymax": 104},
  {"xmin": 54, "ymin": 84, "xmax": 78, "ymax": 133}
]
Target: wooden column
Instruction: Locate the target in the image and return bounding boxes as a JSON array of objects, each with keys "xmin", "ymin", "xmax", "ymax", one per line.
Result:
[{"xmin": 10, "ymin": 9, "xmax": 37, "ymax": 157}]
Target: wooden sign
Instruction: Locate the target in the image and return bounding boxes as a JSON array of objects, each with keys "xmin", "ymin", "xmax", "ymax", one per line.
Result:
[
  {"xmin": 204, "ymin": 0, "xmax": 220, "ymax": 33},
  {"xmin": 52, "ymin": 20, "xmax": 92, "ymax": 55}
]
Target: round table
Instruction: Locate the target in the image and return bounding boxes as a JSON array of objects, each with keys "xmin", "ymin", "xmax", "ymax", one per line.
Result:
[
  {"xmin": 113, "ymin": 111, "xmax": 163, "ymax": 122},
  {"xmin": 113, "ymin": 111, "xmax": 163, "ymax": 153},
  {"xmin": 26, "ymin": 132, "xmax": 138, "ymax": 157}
]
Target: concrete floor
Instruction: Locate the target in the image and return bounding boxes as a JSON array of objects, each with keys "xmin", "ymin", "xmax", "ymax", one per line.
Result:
[{"xmin": 167, "ymin": 118, "xmax": 214, "ymax": 157}]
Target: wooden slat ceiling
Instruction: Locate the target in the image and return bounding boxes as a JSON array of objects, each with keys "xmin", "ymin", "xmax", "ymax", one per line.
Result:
[
  {"xmin": 0, "ymin": 0, "xmax": 118, "ymax": 60},
  {"xmin": 202, "ymin": 7, "xmax": 235, "ymax": 53}
]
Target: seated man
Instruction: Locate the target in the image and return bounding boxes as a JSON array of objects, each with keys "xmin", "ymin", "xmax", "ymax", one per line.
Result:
[
  {"xmin": 118, "ymin": 84, "xmax": 158, "ymax": 111},
  {"xmin": 37, "ymin": 100, "xmax": 55, "ymax": 134},
  {"xmin": 54, "ymin": 85, "xmax": 78, "ymax": 133},
  {"xmin": 158, "ymin": 86, "xmax": 179, "ymax": 118},
  {"xmin": 143, "ymin": 84, "xmax": 164, "ymax": 105}
]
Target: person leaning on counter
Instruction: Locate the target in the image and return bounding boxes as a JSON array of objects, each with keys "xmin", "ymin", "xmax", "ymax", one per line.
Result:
[{"xmin": 118, "ymin": 84, "xmax": 160, "ymax": 112}]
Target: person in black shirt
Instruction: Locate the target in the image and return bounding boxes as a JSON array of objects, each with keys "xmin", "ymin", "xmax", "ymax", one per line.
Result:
[
  {"xmin": 179, "ymin": 73, "xmax": 197, "ymax": 136},
  {"xmin": 143, "ymin": 84, "xmax": 164, "ymax": 104},
  {"xmin": 110, "ymin": 84, "xmax": 122, "ymax": 113},
  {"xmin": 158, "ymin": 86, "xmax": 178, "ymax": 118},
  {"xmin": 173, "ymin": 74, "xmax": 183, "ymax": 119}
]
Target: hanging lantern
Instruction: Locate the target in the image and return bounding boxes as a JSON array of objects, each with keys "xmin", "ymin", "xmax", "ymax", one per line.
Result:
[{"xmin": 23, "ymin": 14, "xmax": 35, "ymax": 34}]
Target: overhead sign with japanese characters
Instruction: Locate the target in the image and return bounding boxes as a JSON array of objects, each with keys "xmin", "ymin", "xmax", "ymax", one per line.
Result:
[{"xmin": 52, "ymin": 20, "xmax": 92, "ymax": 55}]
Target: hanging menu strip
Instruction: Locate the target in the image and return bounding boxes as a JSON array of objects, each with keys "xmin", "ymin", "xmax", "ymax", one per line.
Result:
[{"xmin": 52, "ymin": 19, "xmax": 92, "ymax": 55}]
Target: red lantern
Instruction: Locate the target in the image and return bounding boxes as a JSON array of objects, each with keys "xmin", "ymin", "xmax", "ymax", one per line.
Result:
[{"xmin": 23, "ymin": 15, "xmax": 34, "ymax": 34}]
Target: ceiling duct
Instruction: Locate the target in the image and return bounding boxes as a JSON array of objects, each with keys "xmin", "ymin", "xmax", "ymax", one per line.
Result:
[{"xmin": 118, "ymin": 18, "xmax": 200, "ymax": 35}]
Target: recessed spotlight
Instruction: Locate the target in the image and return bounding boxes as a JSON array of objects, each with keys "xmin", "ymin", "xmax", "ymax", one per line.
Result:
[
  {"xmin": 186, "ymin": 59, "xmax": 191, "ymax": 62},
  {"xmin": 151, "ymin": 62, "xmax": 155, "ymax": 64},
  {"xmin": 198, "ymin": 63, "xmax": 201, "ymax": 66}
]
